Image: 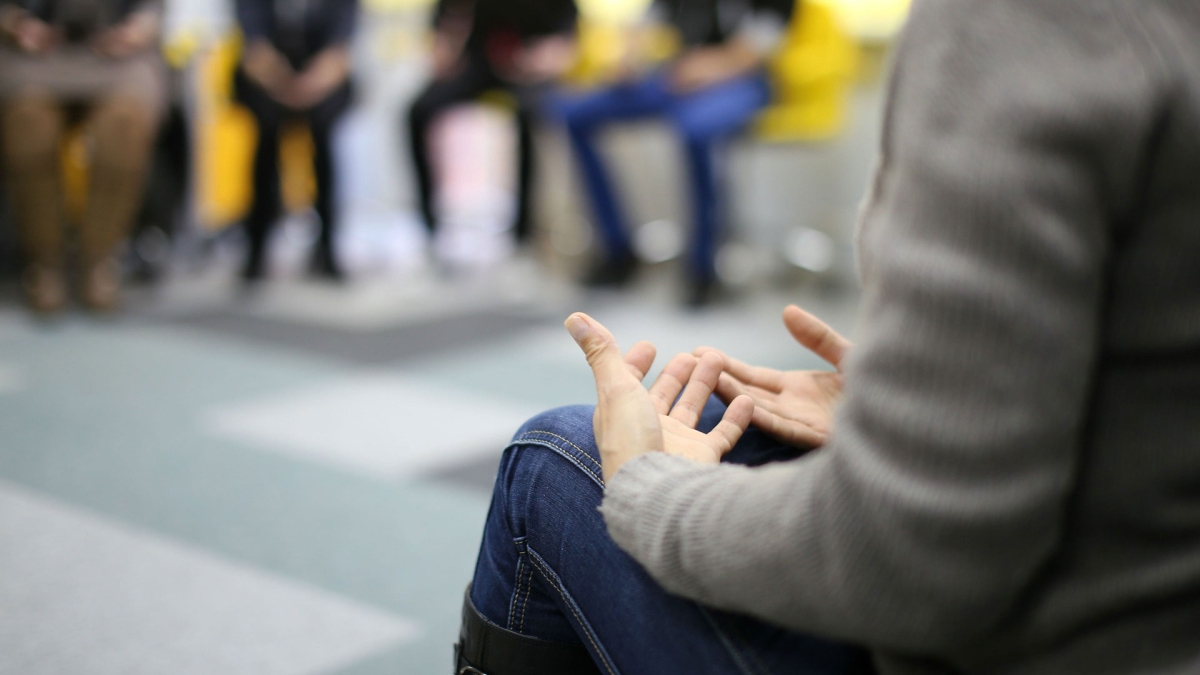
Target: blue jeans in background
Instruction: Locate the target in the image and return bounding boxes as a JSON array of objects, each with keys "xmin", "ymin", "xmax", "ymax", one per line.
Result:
[
  {"xmin": 468, "ymin": 397, "xmax": 875, "ymax": 675},
  {"xmin": 550, "ymin": 71, "xmax": 771, "ymax": 281}
]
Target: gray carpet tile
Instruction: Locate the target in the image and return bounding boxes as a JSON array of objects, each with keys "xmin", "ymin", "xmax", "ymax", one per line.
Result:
[
  {"xmin": 163, "ymin": 308, "xmax": 557, "ymax": 365},
  {"xmin": 422, "ymin": 451, "xmax": 504, "ymax": 494}
]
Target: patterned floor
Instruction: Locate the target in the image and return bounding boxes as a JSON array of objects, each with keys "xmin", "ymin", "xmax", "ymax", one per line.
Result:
[{"xmin": 0, "ymin": 261, "xmax": 859, "ymax": 674}]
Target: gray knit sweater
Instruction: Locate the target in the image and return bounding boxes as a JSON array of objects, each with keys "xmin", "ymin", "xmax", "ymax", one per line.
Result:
[{"xmin": 601, "ymin": 1, "xmax": 1200, "ymax": 673}]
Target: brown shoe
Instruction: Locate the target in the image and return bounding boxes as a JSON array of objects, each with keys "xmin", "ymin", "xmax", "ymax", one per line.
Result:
[
  {"xmin": 22, "ymin": 264, "xmax": 68, "ymax": 315},
  {"xmin": 80, "ymin": 257, "xmax": 122, "ymax": 312}
]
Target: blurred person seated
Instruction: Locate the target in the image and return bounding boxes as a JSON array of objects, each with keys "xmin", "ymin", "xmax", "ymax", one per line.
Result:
[
  {"xmin": 453, "ymin": 0, "xmax": 1200, "ymax": 673},
  {"xmin": 407, "ymin": 0, "xmax": 578, "ymax": 249},
  {"xmin": 0, "ymin": 0, "xmax": 164, "ymax": 313},
  {"xmin": 234, "ymin": 0, "xmax": 356, "ymax": 282},
  {"xmin": 555, "ymin": 0, "xmax": 793, "ymax": 307}
]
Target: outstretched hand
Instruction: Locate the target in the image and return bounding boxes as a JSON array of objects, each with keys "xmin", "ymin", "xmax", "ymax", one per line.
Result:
[
  {"xmin": 566, "ymin": 313, "xmax": 754, "ymax": 483},
  {"xmin": 696, "ymin": 305, "xmax": 852, "ymax": 449}
]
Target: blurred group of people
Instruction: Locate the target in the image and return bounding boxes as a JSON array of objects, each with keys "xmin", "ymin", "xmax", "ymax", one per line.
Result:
[
  {"xmin": 0, "ymin": 0, "xmax": 798, "ymax": 315},
  {"xmin": 413, "ymin": 0, "xmax": 796, "ymax": 306},
  {"xmin": 0, "ymin": 0, "xmax": 164, "ymax": 312},
  {"xmin": 0, "ymin": 0, "xmax": 358, "ymax": 310}
]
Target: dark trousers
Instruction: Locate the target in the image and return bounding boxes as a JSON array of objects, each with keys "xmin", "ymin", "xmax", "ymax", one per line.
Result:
[
  {"xmin": 551, "ymin": 70, "xmax": 770, "ymax": 281},
  {"xmin": 407, "ymin": 61, "xmax": 536, "ymax": 242},
  {"xmin": 235, "ymin": 70, "xmax": 352, "ymax": 274}
]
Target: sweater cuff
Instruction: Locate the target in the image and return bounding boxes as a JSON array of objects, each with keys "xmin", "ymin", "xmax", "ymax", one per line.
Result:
[{"xmin": 600, "ymin": 452, "xmax": 716, "ymax": 562}]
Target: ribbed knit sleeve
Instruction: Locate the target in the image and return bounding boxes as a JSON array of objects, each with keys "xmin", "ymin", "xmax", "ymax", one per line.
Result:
[{"xmin": 601, "ymin": 0, "xmax": 1163, "ymax": 658}]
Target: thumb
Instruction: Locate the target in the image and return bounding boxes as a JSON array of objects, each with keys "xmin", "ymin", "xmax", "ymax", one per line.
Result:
[{"xmin": 566, "ymin": 313, "xmax": 630, "ymax": 385}]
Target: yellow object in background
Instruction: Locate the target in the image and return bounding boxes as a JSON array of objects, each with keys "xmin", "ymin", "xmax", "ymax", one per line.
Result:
[
  {"xmin": 184, "ymin": 0, "xmax": 908, "ymax": 229},
  {"xmin": 829, "ymin": 0, "xmax": 912, "ymax": 42},
  {"xmin": 564, "ymin": 21, "xmax": 680, "ymax": 87},
  {"xmin": 61, "ymin": 129, "xmax": 90, "ymax": 225},
  {"xmin": 567, "ymin": 0, "xmax": 864, "ymax": 142},
  {"xmin": 196, "ymin": 34, "xmax": 255, "ymax": 230},
  {"xmin": 196, "ymin": 33, "xmax": 316, "ymax": 231},
  {"xmin": 279, "ymin": 122, "xmax": 317, "ymax": 214},
  {"xmin": 576, "ymin": 0, "xmax": 652, "ymax": 25},
  {"xmin": 757, "ymin": 0, "xmax": 859, "ymax": 142}
]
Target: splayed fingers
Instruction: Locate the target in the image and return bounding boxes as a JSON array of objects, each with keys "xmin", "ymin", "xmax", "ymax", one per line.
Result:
[
  {"xmin": 782, "ymin": 305, "xmax": 850, "ymax": 370},
  {"xmin": 694, "ymin": 306, "xmax": 850, "ymax": 449},
  {"xmin": 624, "ymin": 340, "xmax": 657, "ymax": 380},
  {"xmin": 647, "ymin": 352, "xmax": 698, "ymax": 414},
  {"xmin": 567, "ymin": 313, "xmax": 664, "ymax": 481},
  {"xmin": 668, "ymin": 352, "xmax": 725, "ymax": 427},
  {"xmin": 567, "ymin": 313, "xmax": 754, "ymax": 479},
  {"xmin": 660, "ymin": 390, "xmax": 754, "ymax": 464},
  {"xmin": 696, "ymin": 347, "xmax": 784, "ymax": 392}
]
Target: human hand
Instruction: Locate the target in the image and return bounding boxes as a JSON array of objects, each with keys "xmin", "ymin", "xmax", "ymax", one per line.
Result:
[
  {"xmin": 280, "ymin": 46, "xmax": 350, "ymax": 109},
  {"xmin": 430, "ymin": 29, "xmax": 466, "ymax": 78},
  {"xmin": 669, "ymin": 40, "xmax": 762, "ymax": 93},
  {"xmin": 567, "ymin": 312, "xmax": 754, "ymax": 482},
  {"xmin": 509, "ymin": 35, "xmax": 576, "ymax": 84},
  {"xmin": 696, "ymin": 305, "xmax": 851, "ymax": 448},
  {"xmin": 1, "ymin": 9, "xmax": 60, "ymax": 54},
  {"xmin": 243, "ymin": 40, "xmax": 296, "ymax": 101},
  {"xmin": 91, "ymin": 11, "xmax": 158, "ymax": 58}
]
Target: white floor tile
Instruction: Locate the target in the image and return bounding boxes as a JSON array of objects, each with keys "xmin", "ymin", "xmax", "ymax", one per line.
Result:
[{"xmin": 203, "ymin": 374, "xmax": 543, "ymax": 479}]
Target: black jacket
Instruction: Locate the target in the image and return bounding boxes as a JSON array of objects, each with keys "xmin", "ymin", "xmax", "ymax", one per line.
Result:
[
  {"xmin": 432, "ymin": 0, "xmax": 578, "ymax": 73},
  {"xmin": 236, "ymin": 0, "xmax": 358, "ymax": 68},
  {"xmin": 3, "ymin": 0, "xmax": 159, "ymax": 41}
]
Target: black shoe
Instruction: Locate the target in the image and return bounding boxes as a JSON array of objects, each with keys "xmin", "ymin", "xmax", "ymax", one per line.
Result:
[
  {"xmin": 310, "ymin": 247, "xmax": 345, "ymax": 282},
  {"xmin": 684, "ymin": 276, "xmax": 723, "ymax": 309},
  {"xmin": 454, "ymin": 586, "xmax": 602, "ymax": 675},
  {"xmin": 581, "ymin": 254, "xmax": 637, "ymax": 288},
  {"xmin": 240, "ymin": 254, "xmax": 266, "ymax": 283}
]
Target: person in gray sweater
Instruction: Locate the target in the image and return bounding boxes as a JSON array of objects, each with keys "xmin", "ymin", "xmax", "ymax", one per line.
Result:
[{"xmin": 455, "ymin": 0, "xmax": 1200, "ymax": 673}]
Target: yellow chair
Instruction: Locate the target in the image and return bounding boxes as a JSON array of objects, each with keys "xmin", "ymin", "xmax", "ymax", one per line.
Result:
[
  {"xmin": 564, "ymin": 1, "xmax": 858, "ymax": 143},
  {"xmin": 563, "ymin": 19, "xmax": 679, "ymax": 88},
  {"xmin": 756, "ymin": 0, "xmax": 859, "ymax": 142},
  {"xmin": 195, "ymin": 33, "xmax": 317, "ymax": 231},
  {"xmin": 61, "ymin": 129, "xmax": 90, "ymax": 225}
]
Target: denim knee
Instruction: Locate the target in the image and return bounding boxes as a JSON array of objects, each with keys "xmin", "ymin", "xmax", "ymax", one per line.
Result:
[
  {"xmin": 506, "ymin": 405, "xmax": 605, "ymax": 492},
  {"xmin": 471, "ymin": 405, "xmax": 605, "ymax": 641}
]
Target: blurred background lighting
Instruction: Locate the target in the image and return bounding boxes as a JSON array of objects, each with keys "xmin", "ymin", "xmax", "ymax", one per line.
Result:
[
  {"xmin": 634, "ymin": 218, "xmax": 685, "ymax": 264},
  {"xmin": 785, "ymin": 226, "xmax": 836, "ymax": 273},
  {"xmin": 715, "ymin": 242, "xmax": 760, "ymax": 287}
]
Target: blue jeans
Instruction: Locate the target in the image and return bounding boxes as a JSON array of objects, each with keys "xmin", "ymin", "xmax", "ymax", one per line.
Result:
[
  {"xmin": 551, "ymin": 71, "xmax": 771, "ymax": 280},
  {"xmin": 469, "ymin": 397, "xmax": 874, "ymax": 675}
]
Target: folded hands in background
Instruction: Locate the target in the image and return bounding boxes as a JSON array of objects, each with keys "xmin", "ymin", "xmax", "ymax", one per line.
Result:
[
  {"xmin": 242, "ymin": 40, "xmax": 351, "ymax": 110},
  {"xmin": 0, "ymin": 6, "xmax": 159, "ymax": 57}
]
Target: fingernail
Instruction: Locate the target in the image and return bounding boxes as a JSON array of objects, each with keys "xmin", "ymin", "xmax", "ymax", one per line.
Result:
[{"xmin": 565, "ymin": 313, "xmax": 589, "ymax": 341}]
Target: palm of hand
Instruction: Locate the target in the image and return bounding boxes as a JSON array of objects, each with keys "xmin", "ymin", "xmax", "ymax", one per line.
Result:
[
  {"xmin": 590, "ymin": 395, "xmax": 731, "ymax": 474},
  {"xmin": 568, "ymin": 314, "xmax": 755, "ymax": 482},
  {"xmin": 753, "ymin": 368, "xmax": 843, "ymax": 446},
  {"xmin": 700, "ymin": 305, "xmax": 852, "ymax": 449},
  {"xmin": 660, "ymin": 414, "xmax": 728, "ymax": 465}
]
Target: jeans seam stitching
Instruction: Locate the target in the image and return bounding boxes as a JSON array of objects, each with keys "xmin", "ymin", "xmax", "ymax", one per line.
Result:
[
  {"xmin": 519, "ymin": 562, "xmax": 533, "ymax": 632},
  {"xmin": 507, "ymin": 554, "xmax": 525, "ymax": 632},
  {"xmin": 525, "ymin": 547, "xmax": 618, "ymax": 675},
  {"xmin": 517, "ymin": 430, "xmax": 604, "ymax": 475},
  {"xmin": 506, "ymin": 436, "xmax": 604, "ymax": 488}
]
